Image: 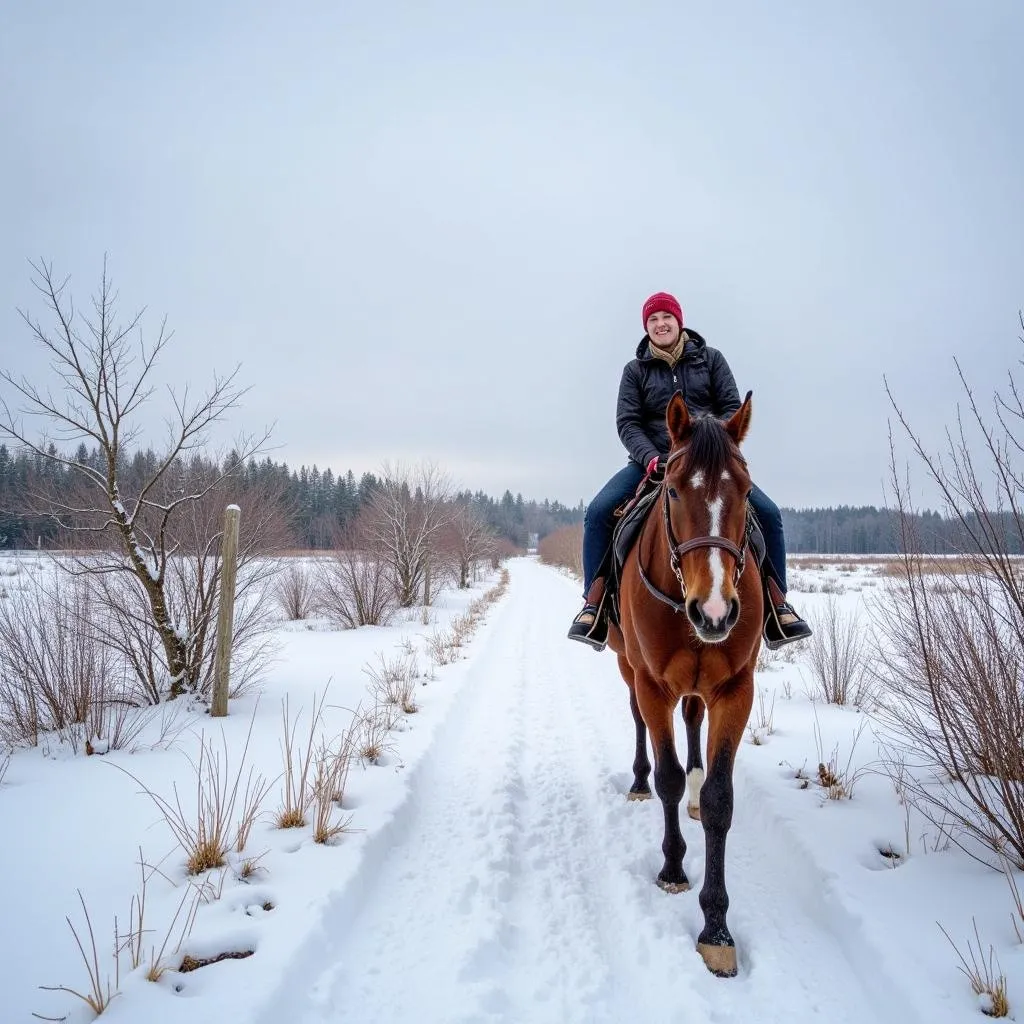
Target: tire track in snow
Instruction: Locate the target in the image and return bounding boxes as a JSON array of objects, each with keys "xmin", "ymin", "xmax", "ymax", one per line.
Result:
[
  {"xmin": 287, "ymin": 591, "xmax": 533, "ymax": 1024},
  {"xmin": 259, "ymin": 560, "xmax": 926, "ymax": 1024}
]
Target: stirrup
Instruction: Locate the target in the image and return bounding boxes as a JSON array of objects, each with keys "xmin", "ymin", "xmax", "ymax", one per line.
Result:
[
  {"xmin": 568, "ymin": 576, "xmax": 611, "ymax": 652},
  {"xmin": 761, "ymin": 577, "xmax": 812, "ymax": 650},
  {"xmin": 568, "ymin": 602, "xmax": 608, "ymax": 650},
  {"xmin": 763, "ymin": 600, "xmax": 813, "ymax": 650}
]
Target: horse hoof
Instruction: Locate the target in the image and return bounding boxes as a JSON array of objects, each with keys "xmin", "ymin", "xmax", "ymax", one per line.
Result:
[
  {"xmin": 656, "ymin": 878, "xmax": 690, "ymax": 894},
  {"xmin": 627, "ymin": 790, "xmax": 652, "ymax": 802},
  {"xmin": 697, "ymin": 942, "xmax": 737, "ymax": 977},
  {"xmin": 687, "ymin": 804, "xmax": 701, "ymax": 821}
]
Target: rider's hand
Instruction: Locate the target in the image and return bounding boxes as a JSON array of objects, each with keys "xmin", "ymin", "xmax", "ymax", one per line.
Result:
[{"xmin": 646, "ymin": 456, "xmax": 665, "ymax": 476}]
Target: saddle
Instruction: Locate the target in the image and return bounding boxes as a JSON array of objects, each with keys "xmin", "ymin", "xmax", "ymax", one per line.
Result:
[{"xmin": 587, "ymin": 472, "xmax": 767, "ymax": 636}]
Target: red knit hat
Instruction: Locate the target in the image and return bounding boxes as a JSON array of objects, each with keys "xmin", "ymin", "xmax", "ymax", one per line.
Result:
[{"xmin": 642, "ymin": 291, "xmax": 684, "ymax": 328}]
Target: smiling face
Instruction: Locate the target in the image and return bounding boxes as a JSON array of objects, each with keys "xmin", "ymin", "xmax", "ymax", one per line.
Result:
[
  {"xmin": 646, "ymin": 310, "xmax": 682, "ymax": 349},
  {"xmin": 663, "ymin": 393, "xmax": 754, "ymax": 643}
]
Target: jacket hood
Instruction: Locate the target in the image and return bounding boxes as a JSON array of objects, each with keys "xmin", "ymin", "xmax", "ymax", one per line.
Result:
[{"xmin": 635, "ymin": 328, "xmax": 708, "ymax": 362}]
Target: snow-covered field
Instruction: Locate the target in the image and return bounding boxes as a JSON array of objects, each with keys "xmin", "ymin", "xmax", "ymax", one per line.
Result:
[{"xmin": 0, "ymin": 552, "xmax": 1019, "ymax": 1022}]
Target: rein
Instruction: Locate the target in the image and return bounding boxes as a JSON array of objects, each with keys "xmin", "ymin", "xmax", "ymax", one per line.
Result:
[{"xmin": 637, "ymin": 448, "xmax": 748, "ymax": 613}]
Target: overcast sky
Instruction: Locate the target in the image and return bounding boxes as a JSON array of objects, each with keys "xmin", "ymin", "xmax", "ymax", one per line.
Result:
[{"xmin": 2, "ymin": 1, "xmax": 1023, "ymax": 509}]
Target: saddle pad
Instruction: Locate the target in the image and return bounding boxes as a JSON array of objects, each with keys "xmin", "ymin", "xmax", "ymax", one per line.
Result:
[{"xmin": 612, "ymin": 487, "xmax": 660, "ymax": 575}]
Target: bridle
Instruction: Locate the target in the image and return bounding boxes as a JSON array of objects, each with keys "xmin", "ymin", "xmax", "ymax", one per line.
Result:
[{"xmin": 637, "ymin": 447, "xmax": 748, "ymax": 614}]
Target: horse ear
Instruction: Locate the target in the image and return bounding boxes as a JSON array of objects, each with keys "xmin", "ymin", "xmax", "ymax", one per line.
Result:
[
  {"xmin": 666, "ymin": 391, "xmax": 692, "ymax": 445},
  {"xmin": 725, "ymin": 391, "xmax": 753, "ymax": 445}
]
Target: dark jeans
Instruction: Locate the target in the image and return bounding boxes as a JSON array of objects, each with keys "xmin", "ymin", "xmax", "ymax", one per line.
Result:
[{"xmin": 580, "ymin": 464, "xmax": 788, "ymax": 598}]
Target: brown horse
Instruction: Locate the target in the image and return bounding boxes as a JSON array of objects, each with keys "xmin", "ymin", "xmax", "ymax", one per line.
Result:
[{"xmin": 606, "ymin": 390, "xmax": 762, "ymax": 978}]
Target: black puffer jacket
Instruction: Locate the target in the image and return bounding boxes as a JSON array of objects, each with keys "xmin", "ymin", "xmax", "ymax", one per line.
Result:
[{"xmin": 616, "ymin": 329, "xmax": 742, "ymax": 468}]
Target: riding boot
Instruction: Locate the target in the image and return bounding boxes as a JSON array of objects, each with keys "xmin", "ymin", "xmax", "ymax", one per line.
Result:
[
  {"xmin": 762, "ymin": 575, "xmax": 813, "ymax": 649},
  {"xmin": 567, "ymin": 577, "xmax": 609, "ymax": 651}
]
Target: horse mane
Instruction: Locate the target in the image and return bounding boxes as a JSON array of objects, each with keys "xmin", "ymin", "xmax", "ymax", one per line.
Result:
[{"xmin": 678, "ymin": 414, "xmax": 744, "ymax": 482}]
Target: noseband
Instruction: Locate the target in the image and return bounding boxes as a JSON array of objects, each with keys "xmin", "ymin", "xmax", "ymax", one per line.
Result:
[{"xmin": 638, "ymin": 449, "xmax": 748, "ymax": 614}]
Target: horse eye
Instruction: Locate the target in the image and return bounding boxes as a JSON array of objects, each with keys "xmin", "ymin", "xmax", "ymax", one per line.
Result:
[{"xmin": 668, "ymin": 487, "xmax": 679, "ymax": 501}]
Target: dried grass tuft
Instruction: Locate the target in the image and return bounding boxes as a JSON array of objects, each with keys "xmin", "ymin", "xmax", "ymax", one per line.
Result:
[
  {"xmin": 115, "ymin": 708, "xmax": 265, "ymax": 875},
  {"xmin": 939, "ymin": 919, "xmax": 1010, "ymax": 1017},
  {"xmin": 275, "ymin": 690, "xmax": 328, "ymax": 829}
]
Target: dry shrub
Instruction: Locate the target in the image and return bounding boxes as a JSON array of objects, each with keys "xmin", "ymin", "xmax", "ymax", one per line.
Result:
[
  {"xmin": 538, "ymin": 524, "xmax": 582, "ymax": 578},
  {"xmin": 275, "ymin": 559, "xmax": 315, "ymax": 620},
  {"xmin": 316, "ymin": 539, "xmax": 395, "ymax": 628},
  {"xmin": 875, "ymin": 559, "xmax": 1024, "ymax": 867},
  {"xmin": 362, "ymin": 653, "xmax": 417, "ymax": 713},
  {"xmin": 805, "ymin": 595, "xmax": 876, "ymax": 707},
  {"xmin": 450, "ymin": 613, "xmax": 476, "ymax": 648},
  {"xmin": 426, "ymin": 627, "xmax": 459, "ymax": 666},
  {"xmin": 0, "ymin": 571, "xmax": 135, "ymax": 748},
  {"xmin": 352, "ymin": 701, "xmax": 399, "ymax": 764},
  {"xmin": 879, "ymin": 329, "xmax": 1024, "ymax": 869}
]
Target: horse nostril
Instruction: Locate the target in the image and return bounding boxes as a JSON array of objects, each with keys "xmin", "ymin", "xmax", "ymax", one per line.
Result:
[
  {"xmin": 686, "ymin": 599, "xmax": 706, "ymax": 631},
  {"xmin": 725, "ymin": 598, "xmax": 740, "ymax": 629}
]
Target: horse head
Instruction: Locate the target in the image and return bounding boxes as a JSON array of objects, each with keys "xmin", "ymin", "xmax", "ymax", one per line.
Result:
[{"xmin": 661, "ymin": 390, "xmax": 754, "ymax": 644}]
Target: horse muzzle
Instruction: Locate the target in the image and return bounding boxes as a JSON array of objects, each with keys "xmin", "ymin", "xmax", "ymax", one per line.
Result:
[{"xmin": 686, "ymin": 596, "xmax": 740, "ymax": 643}]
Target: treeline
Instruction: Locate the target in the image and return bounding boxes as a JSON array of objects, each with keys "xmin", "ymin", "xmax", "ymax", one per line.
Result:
[
  {"xmin": 0, "ymin": 444, "xmax": 585, "ymax": 551},
  {"xmin": 779, "ymin": 505, "xmax": 1024, "ymax": 555},
  {"xmin": 2, "ymin": 444, "xmax": 1008, "ymax": 555}
]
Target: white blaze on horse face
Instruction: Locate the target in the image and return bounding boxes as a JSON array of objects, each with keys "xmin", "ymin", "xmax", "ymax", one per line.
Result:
[
  {"xmin": 702, "ymin": 495, "xmax": 728, "ymax": 624},
  {"xmin": 691, "ymin": 471, "xmax": 705, "ymax": 490}
]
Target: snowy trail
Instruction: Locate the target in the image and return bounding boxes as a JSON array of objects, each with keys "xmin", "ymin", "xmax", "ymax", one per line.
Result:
[{"xmin": 256, "ymin": 559, "xmax": 925, "ymax": 1024}]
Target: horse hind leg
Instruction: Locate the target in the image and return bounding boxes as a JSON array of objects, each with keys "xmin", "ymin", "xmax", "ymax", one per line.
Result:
[
  {"xmin": 620, "ymin": 657, "xmax": 651, "ymax": 801},
  {"xmin": 682, "ymin": 696, "xmax": 706, "ymax": 821}
]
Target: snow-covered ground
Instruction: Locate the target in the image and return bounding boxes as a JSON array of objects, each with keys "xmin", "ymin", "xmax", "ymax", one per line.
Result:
[{"xmin": 1, "ymin": 553, "xmax": 1019, "ymax": 1022}]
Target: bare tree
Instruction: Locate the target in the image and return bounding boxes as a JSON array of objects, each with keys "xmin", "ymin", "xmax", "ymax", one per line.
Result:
[
  {"xmin": 878, "ymin": 318, "xmax": 1024, "ymax": 866},
  {"xmin": 84, "ymin": 468, "xmax": 288, "ymax": 702},
  {"xmin": 364, "ymin": 462, "xmax": 456, "ymax": 607},
  {"xmin": 0, "ymin": 259, "xmax": 274, "ymax": 699},
  {"xmin": 441, "ymin": 503, "xmax": 495, "ymax": 589}
]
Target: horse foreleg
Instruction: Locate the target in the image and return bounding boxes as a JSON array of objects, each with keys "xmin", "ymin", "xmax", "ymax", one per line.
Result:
[
  {"xmin": 635, "ymin": 673, "xmax": 688, "ymax": 892},
  {"xmin": 621, "ymin": 658, "xmax": 652, "ymax": 801},
  {"xmin": 697, "ymin": 673, "xmax": 754, "ymax": 977},
  {"xmin": 681, "ymin": 696, "xmax": 706, "ymax": 820}
]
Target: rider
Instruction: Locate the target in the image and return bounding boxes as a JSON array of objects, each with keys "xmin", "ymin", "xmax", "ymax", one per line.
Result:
[{"xmin": 568, "ymin": 290, "xmax": 812, "ymax": 649}]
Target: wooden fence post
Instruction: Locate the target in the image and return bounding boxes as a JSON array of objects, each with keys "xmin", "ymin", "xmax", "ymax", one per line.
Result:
[{"xmin": 211, "ymin": 504, "xmax": 240, "ymax": 718}]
